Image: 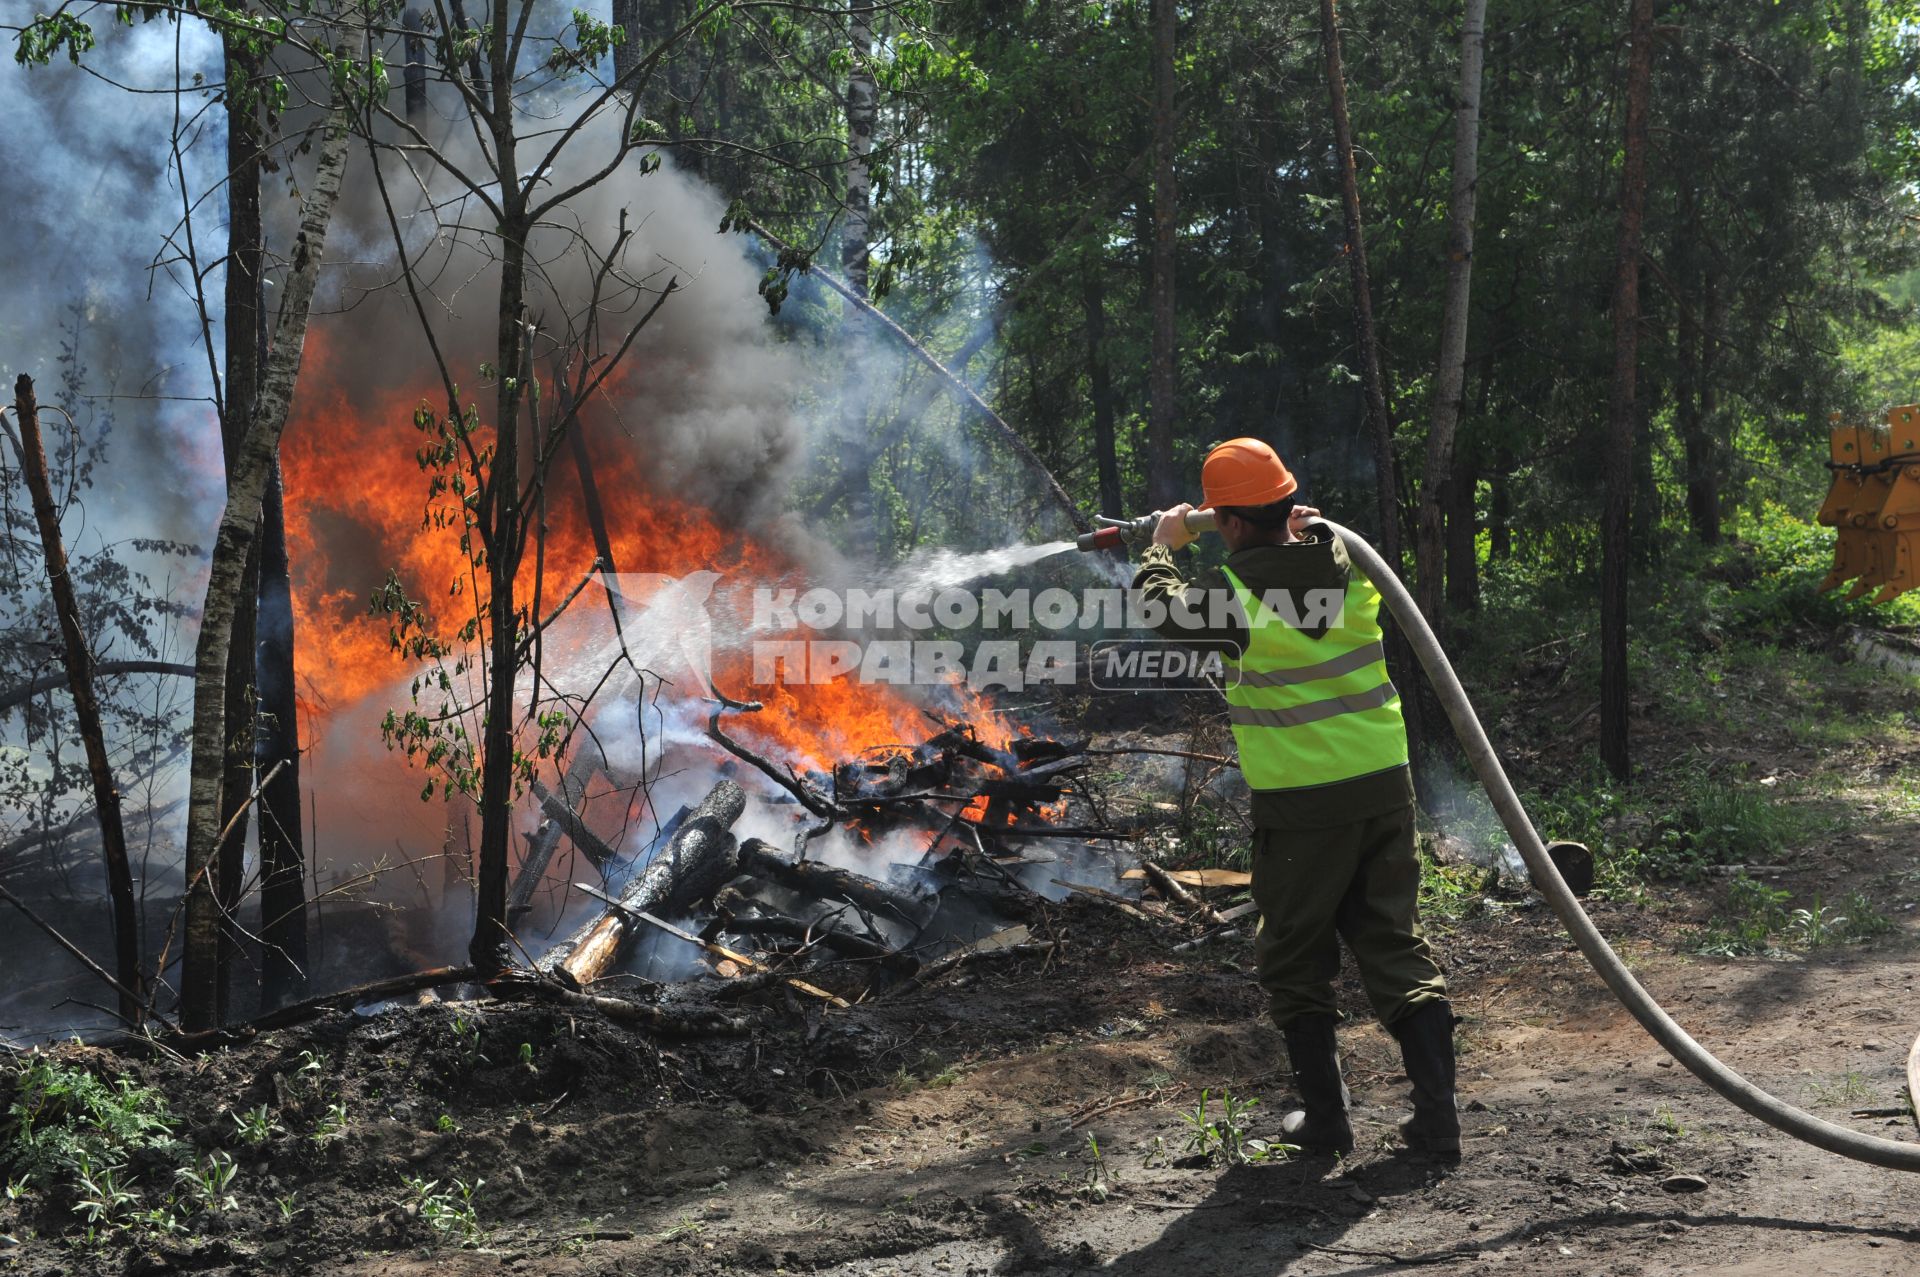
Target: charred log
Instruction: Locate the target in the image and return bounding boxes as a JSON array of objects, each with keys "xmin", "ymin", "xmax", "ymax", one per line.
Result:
[
  {"xmin": 881, "ymin": 940, "xmax": 1056, "ymax": 1000},
  {"xmin": 508, "ymin": 819, "xmax": 564, "ymax": 928},
  {"xmin": 1141, "ymin": 859, "xmax": 1229, "ymax": 928},
  {"xmin": 722, "ymin": 912, "xmax": 917, "ymax": 973},
  {"xmin": 538, "ymin": 781, "xmax": 746, "ymax": 988},
  {"xmin": 527, "ymin": 775, "xmax": 619, "ymax": 874},
  {"xmin": 493, "ymin": 976, "xmax": 760, "ymax": 1037},
  {"xmin": 736, "ymin": 837, "xmax": 929, "ymax": 926}
]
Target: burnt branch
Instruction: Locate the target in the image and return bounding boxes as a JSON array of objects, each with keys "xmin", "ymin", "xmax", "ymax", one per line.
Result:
[{"xmin": 705, "ymin": 685, "xmax": 842, "ymax": 820}]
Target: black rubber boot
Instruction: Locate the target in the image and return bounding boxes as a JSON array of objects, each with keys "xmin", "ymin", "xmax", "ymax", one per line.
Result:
[
  {"xmin": 1390, "ymin": 1000, "xmax": 1461, "ymax": 1158},
  {"xmin": 1279, "ymin": 1014, "xmax": 1355, "ymax": 1155}
]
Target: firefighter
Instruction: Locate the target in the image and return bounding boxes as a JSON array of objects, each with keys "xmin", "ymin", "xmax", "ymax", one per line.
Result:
[{"xmin": 1132, "ymin": 437, "xmax": 1459, "ymax": 1158}]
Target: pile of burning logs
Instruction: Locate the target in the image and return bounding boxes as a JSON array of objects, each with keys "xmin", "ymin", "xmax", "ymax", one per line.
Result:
[
  {"xmin": 159, "ymin": 714, "xmax": 1229, "ymax": 1051},
  {"xmin": 495, "ymin": 706, "xmax": 1165, "ymax": 1008}
]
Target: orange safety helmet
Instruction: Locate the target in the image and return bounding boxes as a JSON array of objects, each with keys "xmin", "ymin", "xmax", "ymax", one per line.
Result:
[{"xmin": 1200, "ymin": 437, "xmax": 1298, "ymax": 510}]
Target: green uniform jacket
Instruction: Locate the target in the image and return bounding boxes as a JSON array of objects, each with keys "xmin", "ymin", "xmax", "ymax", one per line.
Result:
[{"xmin": 1132, "ymin": 528, "xmax": 1414, "ymax": 831}]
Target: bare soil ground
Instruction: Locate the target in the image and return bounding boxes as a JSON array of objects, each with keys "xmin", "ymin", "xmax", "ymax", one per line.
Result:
[
  {"xmin": 3, "ymin": 857, "xmax": 1916, "ymax": 1276},
  {"xmin": 6, "ymin": 659, "xmax": 1920, "ymax": 1276}
]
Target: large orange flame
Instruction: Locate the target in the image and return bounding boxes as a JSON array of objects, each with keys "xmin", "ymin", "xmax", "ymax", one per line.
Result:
[{"xmin": 281, "ymin": 329, "xmax": 1004, "ymax": 773}]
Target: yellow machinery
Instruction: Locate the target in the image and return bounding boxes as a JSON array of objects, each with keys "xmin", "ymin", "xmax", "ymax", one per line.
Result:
[{"xmin": 1820, "ymin": 405, "xmax": 1920, "ymax": 603}]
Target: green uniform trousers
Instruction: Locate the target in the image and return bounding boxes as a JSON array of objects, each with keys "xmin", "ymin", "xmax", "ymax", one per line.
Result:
[{"xmin": 1251, "ymin": 803, "xmax": 1449, "ymax": 1029}]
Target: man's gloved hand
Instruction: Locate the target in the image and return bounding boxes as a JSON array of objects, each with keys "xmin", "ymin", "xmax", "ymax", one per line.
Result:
[{"xmin": 1154, "ymin": 502, "xmax": 1199, "ymax": 551}]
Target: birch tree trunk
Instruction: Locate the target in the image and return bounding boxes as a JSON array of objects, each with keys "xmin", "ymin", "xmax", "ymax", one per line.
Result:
[
  {"xmin": 8, "ymin": 376, "xmax": 142, "ymax": 1025},
  {"xmin": 1600, "ymin": 0, "xmax": 1655, "ymax": 781},
  {"xmin": 843, "ymin": 0, "xmax": 875, "ymax": 302},
  {"xmin": 1145, "ymin": 0, "xmax": 1180, "ymax": 512},
  {"xmin": 841, "ymin": 0, "xmax": 883, "ymax": 550},
  {"xmin": 180, "ymin": 101, "xmax": 352, "ymax": 1032},
  {"xmin": 1414, "ymin": 0, "xmax": 1486, "ymax": 630}
]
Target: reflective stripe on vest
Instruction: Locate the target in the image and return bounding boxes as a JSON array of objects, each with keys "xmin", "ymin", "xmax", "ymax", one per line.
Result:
[{"xmin": 1220, "ymin": 564, "xmax": 1409, "ymax": 792}]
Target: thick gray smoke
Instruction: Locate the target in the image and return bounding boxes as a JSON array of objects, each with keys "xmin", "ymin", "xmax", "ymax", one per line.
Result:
[
  {"xmin": 310, "ymin": 98, "xmax": 807, "ymax": 522},
  {"xmin": 0, "ymin": 20, "xmax": 229, "ymax": 540}
]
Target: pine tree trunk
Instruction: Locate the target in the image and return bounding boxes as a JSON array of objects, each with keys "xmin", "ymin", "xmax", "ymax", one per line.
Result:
[
  {"xmin": 1145, "ymin": 0, "xmax": 1180, "ymax": 512},
  {"xmin": 1489, "ymin": 444, "xmax": 1512, "ymax": 561},
  {"xmin": 1414, "ymin": 0, "xmax": 1486, "ymax": 629},
  {"xmin": 8, "ymin": 376, "xmax": 143, "ymax": 1024},
  {"xmin": 1600, "ymin": 0, "xmax": 1655, "ymax": 782},
  {"xmin": 256, "ymin": 459, "xmax": 307, "ymax": 1009},
  {"xmin": 1445, "ymin": 447, "xmax": 1479, "ymax": 612},
  {"xmin": 1320, "ymin": 0, "xmax": 1424, "ymax": 769},
  {"xmin": 1083, "ymin": 272, "xmax": 1124, "ymax": 518},
  {"xmin": 181, "ymin": 102, "xmax": 351, "ymax": 1032}
]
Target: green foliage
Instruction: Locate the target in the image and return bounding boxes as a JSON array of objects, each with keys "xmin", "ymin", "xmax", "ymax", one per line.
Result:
[
  {"xmin": 1692, "ymin": 874, "xmax": 1792, "ymax": 957},
  {"xmin": 549, "ymin": 8, "xmax": 626, "ymax": 75},
  {"xmin": 1, "ymin": 1056, "xmax": 180, "ymax": 1189},
  {"xmin": 1693, "ymin": 877, "xmax": 1896, "ymax": 956},
  {"xmin": 14, "ymin": 13, "xmax": 95, "ymax": 65},
  {"xmin": 403, "ymin": 1175, "xmax": 485, "ymax": 1246},
  {"xmin": 1647, "ymin": 772, "xmax": 1821, "ymax": 881},
  {"xmin": 1080, "ymin": 1131, "xmax": 1113, "ymax": 1201},
  {"xmin": 229, "ymin": 1104, "xmax": 282, "ymax": 1147},
  {"xmin": 172, "ymin": 1151, "xmax": 239, "ymax": 1216},
  {"xmin": 311, "ymin": 1100, "xmax": 350, "ymax": 1145},
  {"xmin": 372, "ymin": 390, "xmax": 575, "ymax": 803},
  {"xmin": 1710, "ymin": 504, "xmax": 1920, "ymax": 634},
  {"xmin": 1178, "ymin": 1087, "xmax": 1285, "ymax": 1166}
]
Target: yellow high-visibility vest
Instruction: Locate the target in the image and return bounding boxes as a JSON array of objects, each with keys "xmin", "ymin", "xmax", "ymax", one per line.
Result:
[{"xmin": 1220, "ymin": 564, "xmax": 1409, "ymax": 791}]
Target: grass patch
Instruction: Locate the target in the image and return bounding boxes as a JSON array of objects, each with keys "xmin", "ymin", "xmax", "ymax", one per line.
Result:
[{"xmin": 1691, "ymin": 876, "xmax": 1898, "ymax": 957}]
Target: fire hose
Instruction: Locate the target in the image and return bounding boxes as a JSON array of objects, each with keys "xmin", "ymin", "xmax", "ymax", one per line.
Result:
[{"xmin": 1090, "ymin": 510, "xmax": 1920, "ymax": 1170}]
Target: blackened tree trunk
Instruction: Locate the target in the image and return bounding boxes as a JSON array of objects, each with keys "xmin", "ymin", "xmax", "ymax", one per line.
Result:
[
  {"xmin": 1600, "ymin": 0, "xmax": 1655, "ymax": 782},
  {"xmin": 1145, "ymin": 0, "xmax": 1180, "ymax": 512},
  {"xmin": 1415, "ymin": 0, "xmax": 1487, "ymax": 627},
  {"xmin": 181, "ymin": 100, "xmax": 351, "ymax": 1033},
  {"xmin": 8, "ymin": 376, "xmax": 142, "ymax": 1024},
  {"xmin": 256, "ymin": 459, "xmax": 307, "ymax": 1009},
  {"xmin": 468, "ymin": 20, "xmax": 531, "ymax": 968},
  {"xmin": 471, "ymin": 266, "xmax": 528, "ymax": 976},
  {"xmin": 1083, "ymin": 271, "xmax": 1124, "ymax": 517}
]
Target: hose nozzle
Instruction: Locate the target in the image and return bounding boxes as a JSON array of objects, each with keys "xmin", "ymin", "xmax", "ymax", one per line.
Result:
[{"xmin": 1074, "ymin": 508, "xmax": 1217, "ymax": 552}]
